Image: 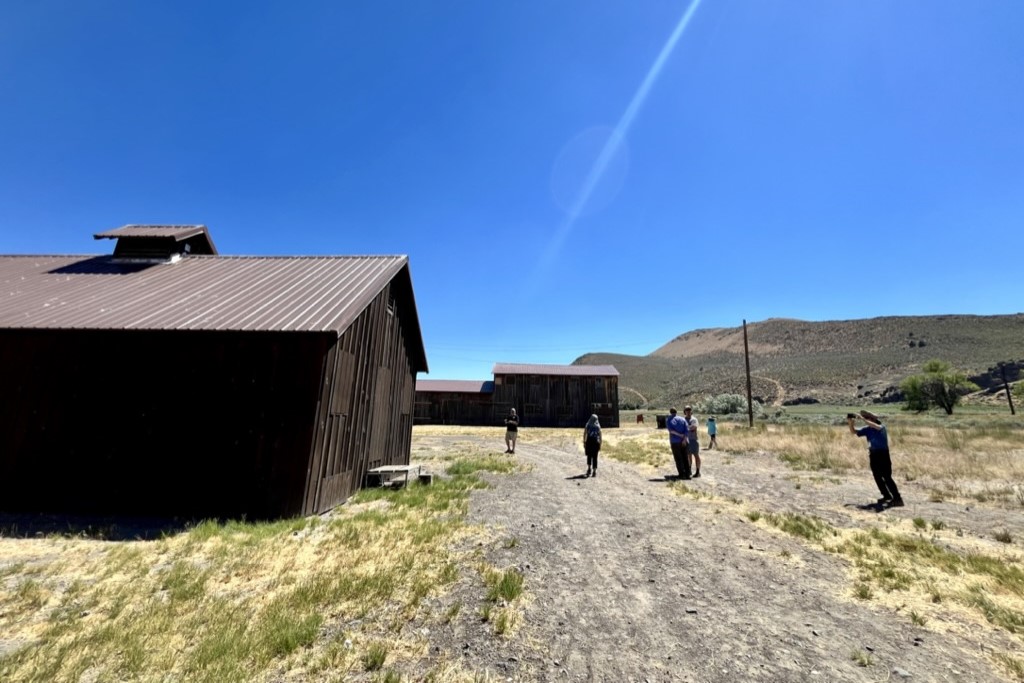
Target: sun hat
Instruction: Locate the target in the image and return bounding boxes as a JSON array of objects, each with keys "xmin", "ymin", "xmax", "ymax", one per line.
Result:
[{"xmin": 859, "ymin": 409, "xmax": 881, "ymax": 422}]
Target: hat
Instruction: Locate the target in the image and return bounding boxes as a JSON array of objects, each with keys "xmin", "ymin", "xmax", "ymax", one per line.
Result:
[
  {"xmin": 684, "ymin": 405, "xmax": 692, "ymax": 411},
  {"xmin": 859, "ymin": 409, "xmax": 880, "ymax": 422},
  {"xmin": 669, "ymin": 407, "xmax": 677, "ymax": 414},
  {"xmin": 708, "ymin": 416, "xmax": 716, "ymax": 420}
]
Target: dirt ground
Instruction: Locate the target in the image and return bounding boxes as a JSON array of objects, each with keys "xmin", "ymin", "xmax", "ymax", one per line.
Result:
[{"xmin": 418, "ymin": 428, "xmax": 1023, "ymax": 683}]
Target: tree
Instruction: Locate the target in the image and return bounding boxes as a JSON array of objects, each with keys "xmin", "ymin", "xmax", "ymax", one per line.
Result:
[{"xmin": 900, "ymin": 360, "xmax": 980, "ymax": 415}]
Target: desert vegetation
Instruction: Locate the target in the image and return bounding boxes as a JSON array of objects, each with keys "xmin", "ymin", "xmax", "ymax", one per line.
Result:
[
  {"xmin": 0, "ymin": 451, "xmax": 522, "ymax": 683},
  {"xmin": 596, "ymin": 410, "xmax": 1024, "ymax": 679},
  {"xmin": 578, "ymin": 314, "xmax": 1024, "ymax": 407},
  {"xmin": 901, "ymin": 359, "xmax": 981, "ymax": 414},
  {"xmin": 2, "ymin": 412, "xmax": 1023, "ymax": 681}
]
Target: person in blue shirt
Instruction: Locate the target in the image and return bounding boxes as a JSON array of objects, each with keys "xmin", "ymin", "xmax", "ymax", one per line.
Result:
[
  {"xmin": 666, "ymin": 407, "xmax": 691, "ymax": 480},
  {"xmin": 706, "ymin": 416, "xmax": 718, "ymax": 449},
  {"xmin": 848, "ymin": 409, "xmax": 903, "ymax": 507}
]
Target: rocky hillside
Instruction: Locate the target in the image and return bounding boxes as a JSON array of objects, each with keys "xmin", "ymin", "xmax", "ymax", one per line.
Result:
[{"xmin": 575, "ymin": 314, "xmax": 1024, "ymax": 408}]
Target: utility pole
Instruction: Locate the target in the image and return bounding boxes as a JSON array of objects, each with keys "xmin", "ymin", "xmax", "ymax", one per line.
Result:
[
  {"xmin": 743, "ymin": 319, "xmax": 753, "ymax": 428},
  {"xmin": 1000, "ymin": 363, "xmax": 1016, "ymax": 415}
]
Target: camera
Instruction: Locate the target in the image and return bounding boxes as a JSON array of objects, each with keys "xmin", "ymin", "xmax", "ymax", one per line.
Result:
[{"xmin": 846, "ymin": 413, "xmax": 857, "ymax": 420}]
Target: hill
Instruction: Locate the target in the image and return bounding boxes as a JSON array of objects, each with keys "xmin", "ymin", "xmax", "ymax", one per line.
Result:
[{"xmin": 575, "ymin": 314, "xmax": 1024, "ymax": 408}]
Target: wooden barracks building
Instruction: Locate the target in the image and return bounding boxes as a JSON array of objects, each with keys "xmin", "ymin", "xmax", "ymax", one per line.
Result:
[
  {"xmin": 0, "ymin": 225, "xmax": 428, "ymax": 519},
  {"xmin": 416, "ymin": 363, "xmax": 619, "ymax": 428}
]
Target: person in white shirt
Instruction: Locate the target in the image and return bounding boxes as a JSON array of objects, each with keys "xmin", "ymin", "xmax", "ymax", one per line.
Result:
[{"xmin": 684, "ymin": 406, "xmax": 701, "ymax": 478}]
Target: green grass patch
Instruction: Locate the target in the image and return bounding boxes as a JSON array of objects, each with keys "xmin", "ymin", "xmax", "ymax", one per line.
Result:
[
  {"xmin": 485, "ymin": 567, "xmax": 524, "ymax": 603},
  {"xmin": 160, "ymin": 560, "xmax": 210, "ymax": 603},
  {"xmin": 965, "ymin": 589, "xmax": 1024, "ymax": 635},
  {"xmin": 764, "ymin": 512, "xmax": 834, "ymax": 542},
  {"xmin": 445, "ymin": 456, "xmax": 516, "ymax": 477},
  {"xmin": 993, "ymin": 652, "xmax": 1024, "ymax": 681},
  {"xmin": 492, "ymin": 608, "xmax": 515, "ymax": 635},
  {"xmin": 601, "ymin": 439, "xmax": 665, "ymax": 467},
  {"xmin": 362, "ymin": 642, "xmax": 388, "ymax": 671}
]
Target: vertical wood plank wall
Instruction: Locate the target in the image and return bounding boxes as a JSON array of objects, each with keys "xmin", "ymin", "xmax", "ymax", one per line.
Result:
[
  {"xmin": 414, "ymin": 375, "xmax": 619, "ymax": 428},
  {"xmin": 304, "ymin": 282, "xmax": 417, "ymax": 514},
  {"xmin": 413, "ymin": 391, "xmax": 496, "ymax": 425},
  {"xmin": 491, "ymin": 374, "xmax": 619, "ymax": 427}
]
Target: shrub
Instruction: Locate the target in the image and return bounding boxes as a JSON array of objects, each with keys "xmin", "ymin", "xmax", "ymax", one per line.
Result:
[
  {"xmin": 699, "ymin": 394, "xmax": 764, "ymax": 416},
  {"xmin": 900, "ymin": 360, "xmax": 979, "ymax": 415}
]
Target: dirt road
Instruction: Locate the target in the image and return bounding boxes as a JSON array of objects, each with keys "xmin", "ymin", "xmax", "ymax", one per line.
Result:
[{"xmin": 422, "ymin": 432, "xmax": 1016, "ymax": 682}]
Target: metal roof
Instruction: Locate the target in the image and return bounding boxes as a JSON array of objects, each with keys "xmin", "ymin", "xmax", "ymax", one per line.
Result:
[
  {"xmin": 94, "ymin": 225, "xmax": 219, "ymax": 256},
  {"xmin": 0, "ymin": 253, "xmax": 411, "ymax": 336},
  {"xmin": 94, "ymin": 225, "xmax": 209, "ymax": 240},
  {"xmin": 416, "ymin": 379, "xmax": 494, "ymax": 393},
  {"xmin": 492, "ymin": 363, "xmax": 619, "ymax": 377}
]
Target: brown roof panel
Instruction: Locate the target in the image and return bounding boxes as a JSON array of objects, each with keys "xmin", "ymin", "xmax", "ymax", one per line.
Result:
[
  {"xmin": 0, "ymin": 254, "xmax": 408, "ymax": 336},
  {"xmin": 94, "ymin": 225, "xmax": 219, "ymax": 256},
  {"xmin": 416, "ymin": 379, "xmax": 494, "ymax": 393},
  {"xmin": 94, "ymin": 225, "xmax": 208, "ymax": 240},
  {"xmin": 492, "ymin": 363, "xmax": 619, "ymax": 377}
]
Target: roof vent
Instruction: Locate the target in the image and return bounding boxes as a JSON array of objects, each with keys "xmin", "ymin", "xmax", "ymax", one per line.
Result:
[{"xmin": 94, "ymin": 225, "xmax": 218, "ymax": 262}]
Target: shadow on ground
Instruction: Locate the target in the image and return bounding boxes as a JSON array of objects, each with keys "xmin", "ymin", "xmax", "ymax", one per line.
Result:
[{"xmin": 0, "ymin": 513, "xmax": 197, "ymax": 541}]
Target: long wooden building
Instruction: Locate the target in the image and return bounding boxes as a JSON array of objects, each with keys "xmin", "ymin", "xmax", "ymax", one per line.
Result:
[
  {"xmin": 415, "ymin": 363, "xmax": 619, "ymax": 427},
  {"xmin": 0, "ymin": 225, "xmax": 428, "ymax": 519}
]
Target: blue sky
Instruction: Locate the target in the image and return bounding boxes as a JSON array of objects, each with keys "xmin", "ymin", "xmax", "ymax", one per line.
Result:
[{"xmin": 2, "ymin": 1, "xmax": 1022, "ymax": 380}]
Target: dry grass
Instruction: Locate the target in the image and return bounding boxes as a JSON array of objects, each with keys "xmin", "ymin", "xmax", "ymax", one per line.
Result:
[
  {"xmin": 597, "ymin": 417, "xmax": 1024, "ymax": 679},
  {"xmin": 0, "ymin": 447, "xmax": 521, "ymax": 683},
  {"xmin": 695, "ymin": 418, "xmax": 1024, "ymax": 506},
  {"xmin": 2, "ymin": 418, "xmax": 1020, "ymax": 681}
]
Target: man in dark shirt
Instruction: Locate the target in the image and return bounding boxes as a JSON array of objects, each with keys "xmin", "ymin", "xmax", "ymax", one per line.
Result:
[
  {"xmin": 848, "ymin": 409, "xmax": 903, "ymax": 507},
  {"xmin": 504, "ymin": 408, "xmax": 519, "ymax": 454}
]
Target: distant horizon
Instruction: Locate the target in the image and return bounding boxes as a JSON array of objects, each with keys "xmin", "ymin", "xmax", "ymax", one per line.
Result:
[{"xmin": 423, "ymin": 311, "xmax": 1024, "ymax": 380}]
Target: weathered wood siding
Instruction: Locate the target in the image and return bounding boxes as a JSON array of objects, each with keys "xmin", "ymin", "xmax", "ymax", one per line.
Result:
[
  {"xmin": 413, "ymin": 391, "xmax": 496, "ymax": 425},
  {"xmin": 0, "ymin": 280, "xmax": 420, "ymax": 519},
  {"xmin": 304, "ymin": 282, "xmax": 417, "ymax": 514},
  {"xmin": 491, "ymin": 373, "xmax": 619, "ymax": 427},
  {"xmin": 0, "ymin": 328, "xmax": 327, "ymax": 518}
]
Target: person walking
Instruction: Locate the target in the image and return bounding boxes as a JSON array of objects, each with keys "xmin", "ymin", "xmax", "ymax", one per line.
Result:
[
  {"xmin": 666, "ymin": 407, "xmax": 691, "ymax": 480},
  {"xmin": 684, "ymin": 406, "xmax": 701, "ymax": 478},
  {"xmin": 583, "ymin": 414, "xmax": 602, "ymax": 477},
  {"xmin": 504, "ymin": 408, "xmax": 519, "ymax": 454},
  {"xmin": 707, "ymin": 416, "xmax": 717, "ymax": 449},
  {"xmin": 848, "ymin": 409, "xmax": 903, "ymax": 507}
]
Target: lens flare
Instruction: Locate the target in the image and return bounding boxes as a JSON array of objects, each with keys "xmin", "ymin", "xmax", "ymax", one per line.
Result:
[{"xmin": 530, "ymin": 0, "xmax": 704, "ymax": 291}]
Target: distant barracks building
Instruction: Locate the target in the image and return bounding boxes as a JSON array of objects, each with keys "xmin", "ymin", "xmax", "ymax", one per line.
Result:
[
  {"xmin": 416, "ymin": 363, "xmax": 619, "ymax": 428},
  {"xmin": 0, "ymin": 225, "xmax": 428, "ymax": 518}
]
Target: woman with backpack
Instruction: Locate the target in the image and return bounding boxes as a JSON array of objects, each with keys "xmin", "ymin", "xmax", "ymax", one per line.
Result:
[{"xmin": 584, "ymin": 414, "xmax": 602, "ymax": 478}]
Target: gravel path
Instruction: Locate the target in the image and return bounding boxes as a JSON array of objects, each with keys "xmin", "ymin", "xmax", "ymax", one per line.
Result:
[{"xmin": 424, "ymin": 433, "xmax": 1016, "ymax": 682}]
